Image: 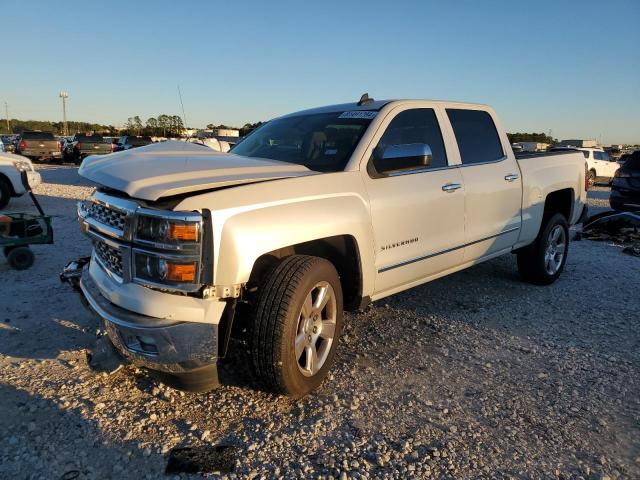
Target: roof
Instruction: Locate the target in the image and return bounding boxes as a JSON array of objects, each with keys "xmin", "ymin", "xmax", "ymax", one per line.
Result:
[{"xmin": 278, "ymin": 99, "xmax": 490, "ymax": 119}]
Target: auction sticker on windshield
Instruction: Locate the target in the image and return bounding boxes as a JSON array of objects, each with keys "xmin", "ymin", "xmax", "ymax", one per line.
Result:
[{"xmin": 338, "ymin": 111, "xmax": 378, "ymax": 120}]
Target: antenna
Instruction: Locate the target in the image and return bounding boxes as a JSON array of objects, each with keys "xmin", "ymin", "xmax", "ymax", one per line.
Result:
[
  {"xmin": 177, "ymin": 85, "xmax": 188, "ymax": 139},
  {"xmin": 357, "ymin": 93, "xmax": 374, "ymax": 106}
]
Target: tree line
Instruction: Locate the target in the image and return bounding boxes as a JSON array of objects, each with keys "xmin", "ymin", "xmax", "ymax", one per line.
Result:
[
  {"xmin": 1, "ymin": 117, "xmax": 264, "ymax": 137},
  {"xmin": 507, "ymin": 132, "xmax": 558, "ymax": 145},
  {"xmin": 0, "ymin": 119, "xmax": 116, "ymax": 135}
]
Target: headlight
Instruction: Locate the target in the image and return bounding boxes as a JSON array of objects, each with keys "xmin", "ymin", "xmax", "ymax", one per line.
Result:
[
  {"xmin": 135, "ymin": 214, "xmax": 201, "ymax": 248},
  {"xmin": 13, "ymin": 160, "xmax": 32, "ymax": 172},
  {"xmin": 133, "ymin": 250, "xmax": 200, "ymax": 289}
]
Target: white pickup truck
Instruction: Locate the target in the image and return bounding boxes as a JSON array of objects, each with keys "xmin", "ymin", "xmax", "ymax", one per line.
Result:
[
  {"xmin": 74, "ymin": 97, "xmax": 588, "ymax": 396},
  {"xmin": 0, "ymin": 152, "xmax": 42, "ymax": 209}
]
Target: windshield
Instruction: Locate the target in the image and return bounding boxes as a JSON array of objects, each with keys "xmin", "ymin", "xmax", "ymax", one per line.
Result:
[{"xmin": 230, "ymin": 111, "xmax": 374, "ymax": 172}]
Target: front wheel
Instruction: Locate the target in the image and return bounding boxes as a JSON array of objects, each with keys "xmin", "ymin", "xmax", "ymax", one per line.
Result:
[
  {"xmin": 0, "ymin": 177, "xmax": 11, "ymax": 209},
  {"xmin": 251, "ymin": 255, "xmax": 343, "ymax": 397},
  {"xmin": 517, "ymin": 213, "xmax": 569, "ymax": 285}
]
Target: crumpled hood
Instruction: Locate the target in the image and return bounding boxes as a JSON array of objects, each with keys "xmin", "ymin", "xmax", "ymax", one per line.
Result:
[{"xmin": 78, "ymin": 141, "xmax": 315, "ymax": 201}]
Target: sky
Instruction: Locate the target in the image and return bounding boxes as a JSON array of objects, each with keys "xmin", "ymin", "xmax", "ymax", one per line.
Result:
[{"xmin": 1, "ymin": 0, "xmax": 639, "ymax": 144}]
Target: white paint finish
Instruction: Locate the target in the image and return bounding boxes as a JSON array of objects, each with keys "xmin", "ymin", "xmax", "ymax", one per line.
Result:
[
  {"xmin": 79, "ymin": 141, "xmax": 316, "ymax": 201},
  {"xmin": 80, "ymin": 99, "xmax": 588, "ymax": 317},
  {"xmin": 0, "ymin": 152, "xmax": 40, "ymax": 195}
]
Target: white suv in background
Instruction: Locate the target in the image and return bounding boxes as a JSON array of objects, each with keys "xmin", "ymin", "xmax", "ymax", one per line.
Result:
[{"xmin": 551, "ymin": 146, "xmax": 619, "ymax": 186}]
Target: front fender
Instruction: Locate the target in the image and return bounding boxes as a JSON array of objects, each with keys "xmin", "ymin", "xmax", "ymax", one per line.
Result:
[
  {"xmin": 215, "ymin": 194, "xmax": 374, "ymax": 295},
  {"xmin": 175, "ymin": 172, "xmax": 375, "ymax": 298}
]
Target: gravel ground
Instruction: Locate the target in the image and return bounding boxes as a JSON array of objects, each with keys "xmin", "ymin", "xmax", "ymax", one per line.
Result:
[{"xmin": 1, "ymin": 165, "xmax": 639, "ymax": 479}]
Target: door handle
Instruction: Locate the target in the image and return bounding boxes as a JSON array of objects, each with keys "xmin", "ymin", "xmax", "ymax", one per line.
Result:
[
  {"xmin": 442, "ymin": 183, "xmax": 462, "ymax": 192},
  {"xmin": 504, "ymin": 173, "xmax": 519, "ymax": 182}
]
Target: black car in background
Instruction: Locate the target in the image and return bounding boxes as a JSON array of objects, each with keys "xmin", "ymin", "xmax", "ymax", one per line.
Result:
[
  {"xmin": 610, "ymin": 151, "xmax": 640, "ymax": 211},
  {"xmin": 113, "ymin": 135, "xmax": 153, "ymax": 152}
]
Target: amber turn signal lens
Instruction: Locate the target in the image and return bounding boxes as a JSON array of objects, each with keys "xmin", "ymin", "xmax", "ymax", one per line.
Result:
[
  {"xmin": 166, "ymin": 262, "xmax": 197, "ymax": 282},
  {"xmin": 168, "ymin": 223, "xmax": 199, "ymax": 241}
]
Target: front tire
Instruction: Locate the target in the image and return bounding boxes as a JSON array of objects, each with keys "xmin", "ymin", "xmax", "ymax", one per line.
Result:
[
  {"xmin": 517, "ymin": 213, "xmax": 569, "ymax": 285},
  {"xmin": 251, "ymin": 255, "xmax": 343, "ymax": 397}
]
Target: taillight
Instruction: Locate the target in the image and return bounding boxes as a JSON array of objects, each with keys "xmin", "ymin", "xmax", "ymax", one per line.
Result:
[
  {"xmin": 75, "ymin": 142, "xmax": 82, "ymax": 151},
  {"xmin": 584, "ymin": 162, "xmax": 589, "ymax": 191},
  {"xmin": 110, "ymin": 142, "xmax": 116, "ymax": 152},
  {"xmin": 19, "ymin": 140, "xmax": 26, "ymax": 151}
]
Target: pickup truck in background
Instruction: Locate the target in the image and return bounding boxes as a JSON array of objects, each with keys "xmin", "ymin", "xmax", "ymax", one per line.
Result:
[
  {"xmin": 0, "ymin": 152, "xmax": 41, "ymax": 209},
  {"xmin": 16, "ymin": 131, "xmax": 62, "ymax": 162},
  {"xmin": 113, "ymin": 135, "xmax": 153, "ymax": 152},
  {"xmin": 64, "ymin": 134, "xmax": 112, "ymax": 164},
  {"xmin": 73, "ymin": 97, "xmax": 588, "ymax": 396}
]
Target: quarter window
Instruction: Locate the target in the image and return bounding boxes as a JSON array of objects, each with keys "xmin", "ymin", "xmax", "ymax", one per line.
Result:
[
  {"xmin": 373, "ymin": 109, "xmax": 448, "ymax": 169},
  {"xmin": 446, "ymin": 109, "xmax": 504, "ymax": 165}
]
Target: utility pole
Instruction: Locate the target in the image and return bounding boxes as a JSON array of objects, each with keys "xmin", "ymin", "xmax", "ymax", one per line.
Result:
[
  {"xmin": 59, "ymin": 91, "xmax": 69, "ymax": 136},
  {"xmin": 4, "ymin": 102, "xmax": 10, "ymax": 133}
]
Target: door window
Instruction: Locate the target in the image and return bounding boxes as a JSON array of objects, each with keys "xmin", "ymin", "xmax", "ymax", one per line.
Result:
[
  {"xmin": 373, "ymin": 109, "xmax": 448, "ymax": 169},
  {"xmin": 446, "ymin": 109, "xmax": 504, "ymax": 165}
]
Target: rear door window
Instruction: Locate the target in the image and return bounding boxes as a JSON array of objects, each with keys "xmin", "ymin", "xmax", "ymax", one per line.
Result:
[{"xmin": 446, "ymin": 109, "xmax": 504, "ymax": 165}]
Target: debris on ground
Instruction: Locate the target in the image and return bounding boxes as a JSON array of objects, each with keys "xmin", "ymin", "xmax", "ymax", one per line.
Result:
[
  {"xmin": 165, "ymin": 446, "xmax": 237, "ymax": 474},
  {"xmin": 582, "ymin": 211, "xmax": 640, "ymax": 256}
]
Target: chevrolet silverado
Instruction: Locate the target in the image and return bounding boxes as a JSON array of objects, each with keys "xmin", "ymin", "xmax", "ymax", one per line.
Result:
[{"xmin": 72, "ymin": 97, "xmax": 588, "ymax": 396}]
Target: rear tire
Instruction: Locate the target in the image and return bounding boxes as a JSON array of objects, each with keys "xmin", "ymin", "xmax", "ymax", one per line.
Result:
[
  {"xmin": 0, "ymin": 177, "xmax": 11, "ymax": 209},
  {"xmin": 517, "ymin": 213, "xmax": 569, "ymax": 285},
  {"xmin": 7, "ymin": 246, "xmax": 35, "ymax": 270},
  {"xmin": 251, "ymin": 255, "xmax": 343, "ymax": 397}
]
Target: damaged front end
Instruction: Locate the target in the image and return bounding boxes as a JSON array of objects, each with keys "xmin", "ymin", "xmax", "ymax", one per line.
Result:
[{"xmin": 58, "ymin": 191, "xmax": 236, "ymax": 391}]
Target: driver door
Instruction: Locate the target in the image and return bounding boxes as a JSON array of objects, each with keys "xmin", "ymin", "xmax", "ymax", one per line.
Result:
[{"xmin": 363, "ymin": 106, "xmax": 466, "ymax": 298}]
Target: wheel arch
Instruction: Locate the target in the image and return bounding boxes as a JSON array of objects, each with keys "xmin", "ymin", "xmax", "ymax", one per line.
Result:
[
  {"xmin": 0, "ymin": 172, "xmax": 17, "ymax": 196},
  {"xmin": 247, "ymin": 234, "xmax": 365, "ymax": 311},
  {"xmin": 543, "ymin": 188, "xmax": 574, "ymax": 221}
]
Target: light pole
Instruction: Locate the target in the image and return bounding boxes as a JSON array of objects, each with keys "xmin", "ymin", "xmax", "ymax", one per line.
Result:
[
  {"xmin": 59, "ymin": 91, "xmax": 69, "ymax": 136},
  {"xmin": 3, "ymin": 102, "xmax": 10, "ymax": 134}
]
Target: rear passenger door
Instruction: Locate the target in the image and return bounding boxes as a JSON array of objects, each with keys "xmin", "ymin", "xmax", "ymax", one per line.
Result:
[{"xmin": 445, "ymin": 108, "xmax": 522, "ymax": 260}]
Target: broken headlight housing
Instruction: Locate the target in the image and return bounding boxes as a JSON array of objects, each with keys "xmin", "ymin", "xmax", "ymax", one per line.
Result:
[
  {"xmin": 134, "ymin": 212, "xmax": 201, "ymax": 250},
  {"xmin": 133, "ymin": 249, "xmax": 201, "ymax": 291}
]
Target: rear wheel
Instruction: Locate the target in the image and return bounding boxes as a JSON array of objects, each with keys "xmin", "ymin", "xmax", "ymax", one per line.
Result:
[
  {"xmin": 517, "ymin": 213, "xmax": 569, "ymax": 285},
  {"xmin": 251, "ymin": 255, "xmax": 343, "ymax": 396},
  {"xmin": 7, "ymin": 246, "xmax": 35, "ymax": 270},
  {"xmin": 0, "ymin": 177, "xmax": 11, "ymax": 209}
]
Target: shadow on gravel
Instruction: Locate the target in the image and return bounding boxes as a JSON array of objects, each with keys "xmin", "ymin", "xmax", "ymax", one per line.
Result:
[
  {"xmin": 0, "ymin": 192, "xmax": 95, "ymax": 361},
  {"xmin": 0, "ymin": 383, "xmax": 165, "ymax": 479}
]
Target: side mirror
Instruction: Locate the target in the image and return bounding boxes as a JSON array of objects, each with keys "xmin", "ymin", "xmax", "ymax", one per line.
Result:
[{"xmin": 372, "ymin": 143, "xmax": 432, "ymax": 175}]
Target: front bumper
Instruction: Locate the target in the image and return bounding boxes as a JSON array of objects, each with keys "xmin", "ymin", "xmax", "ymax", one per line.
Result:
[
  {"xmin": 79, "ymin": 262, "xmax": 224, "ymax": 375},
  {"xmin": 26, "ymin": 171, "xmax": 41, "ymax": 190}
]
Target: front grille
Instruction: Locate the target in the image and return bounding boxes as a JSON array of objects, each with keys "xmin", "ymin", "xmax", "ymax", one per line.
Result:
[
  {"xmin": 94, "ymin": 240, "xmax": 123, "ymax": 277},
  {"xmin": 89, "ymin": 203, "xmax": 126, "ymax": 231}
]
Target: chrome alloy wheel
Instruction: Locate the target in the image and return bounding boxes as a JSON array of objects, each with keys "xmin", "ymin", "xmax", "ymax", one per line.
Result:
[
  {"xmin": 544, "ymin": 225, "xmax": 566, "ymax": 275},
  {"xmin": 295, "ymin": 281, "xmax": 337, "ymax": 377}
]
